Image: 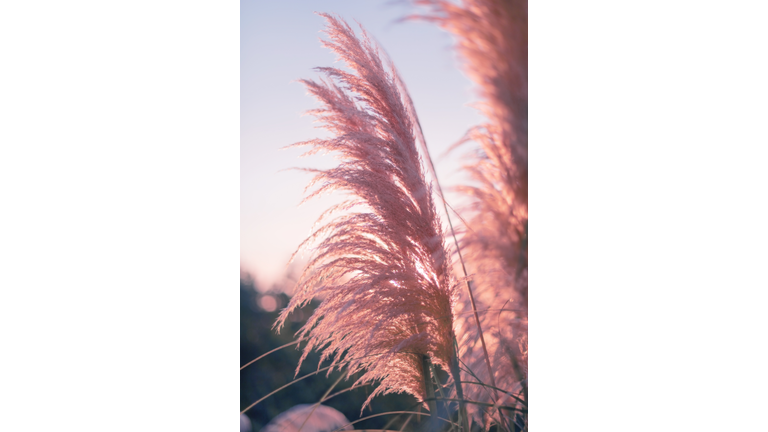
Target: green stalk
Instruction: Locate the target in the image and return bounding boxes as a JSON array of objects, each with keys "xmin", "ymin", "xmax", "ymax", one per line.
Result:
[
  {"xmin": 449, "ymin": 352, "xmax": 470, "ymax": 432},
  {"xmin": 422, "ymin": 355, "xmax": 439, "ymax": 432}
]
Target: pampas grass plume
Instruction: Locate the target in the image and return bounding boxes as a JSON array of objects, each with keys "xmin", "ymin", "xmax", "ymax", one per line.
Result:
[
  {"xmin": 411, "ymin": 0, "xmax": 529, "ymax": 422},
  {"xmin": 275, "ymin": 13, "xmax": 459, "ymax": 411}
]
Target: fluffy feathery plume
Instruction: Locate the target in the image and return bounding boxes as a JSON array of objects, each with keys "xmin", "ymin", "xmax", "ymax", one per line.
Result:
[
  {"xmin": 274, "ymin": 14, "xmax": 459, "ymax": 411},
  {"xmin": 411, "ymin": 0, "xmax": 529, "ymax": 421}
]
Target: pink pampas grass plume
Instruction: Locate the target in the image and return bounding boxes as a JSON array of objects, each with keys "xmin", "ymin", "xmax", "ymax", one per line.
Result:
[
  {"xmin": 411, "ymin": 0, "xmax": 528, "ymax": 202},
  {"xmin": 274, "ymin": 13, "xmax": 459, "ymax": 411},
  {"xmin": 411, "ymin": 0, "xmax": 529, "ymax": 421}
]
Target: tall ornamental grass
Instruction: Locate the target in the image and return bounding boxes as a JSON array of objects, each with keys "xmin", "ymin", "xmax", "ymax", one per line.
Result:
[
  {"xmin": 411, "ymin": 0, "xmax": 529, "ymax": 425},
  {"xmin": 244, "ymin": 2, "xmax": 529, "ymax": 430},
  {"xmin": 274, "ymin": 13, "xmax": 464, "ymax": 415}
]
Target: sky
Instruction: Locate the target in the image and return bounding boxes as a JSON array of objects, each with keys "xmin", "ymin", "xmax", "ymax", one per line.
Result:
[{"xmin": 241, "ymin": 0, "xmax": 484, "ymax": 290}]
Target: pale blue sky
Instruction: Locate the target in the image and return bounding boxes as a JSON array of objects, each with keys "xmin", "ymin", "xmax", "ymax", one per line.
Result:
[{"xmin": 241, "ymin": 0, "xmax": 484, "ymax": 289}]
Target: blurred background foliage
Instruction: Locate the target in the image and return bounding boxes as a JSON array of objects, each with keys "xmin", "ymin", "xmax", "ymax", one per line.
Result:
[{"xmin": 240, "ymin": 273, "xmax": 422, "ymax": 431}]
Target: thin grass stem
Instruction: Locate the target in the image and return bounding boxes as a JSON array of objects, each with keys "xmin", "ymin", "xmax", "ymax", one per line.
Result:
[
  {"xmin": 297, "ymin": 371, "xmax": 348, "ymax": 432},
  {"xmin": 407, "ymin": 73, "xmax": 501, "ymax": 418},
  {"xmin": 239, "ymin": 338, "xmax": 304, "ymax": 371},
  {"xmin": 448, "ymin": 350, "xmax": 471, "ymax": 432},
  {"xmin": 430, "ymin": 361, "xmax": 451, "ymax": 420},
  {"xmin": 422, "ymin": 398, "xmax": 526, "ymax": 413},
  {"xmin": 330, "ymin": 411, "xmax": 451, "ymax": 432},
  {"xmin": 421, "ymin": 355, "xmax": 439, "ymax": 431},
  {"xmin": 240, "ymin": 365, "xmax": 332, "ymax": 414},
  {"xmin": 398, "ymin": 414, "xmax": 414, "ymax": 431},
  {"xmin": 460, "ymin": 381, "xmax": 526, "ymax": 406},
  {"xmin": 457, "ymin": 352, "xmax": 509, "ymax": 430}
]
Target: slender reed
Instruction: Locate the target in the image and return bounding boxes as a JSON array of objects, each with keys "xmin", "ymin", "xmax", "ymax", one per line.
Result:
[
  {"xmin": 410, "ymin": 0, "xmax": 529, "ymax": 426},
  {"xmin": 404, "ymin": 75, "xmax": 499, "ymax": 411},
  {"xmin": 275, "ymin": 13, "xmax": 464, "ymax": 416}
]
